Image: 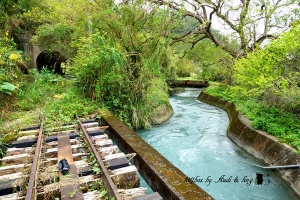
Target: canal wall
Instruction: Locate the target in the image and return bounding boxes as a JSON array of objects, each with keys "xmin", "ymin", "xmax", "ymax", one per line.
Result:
[
  {"xmin": 198, "ymin": 91, "xmax": 300, "ymax": 196},
  {"xmin": 167, "ymin": 80, "xmax": 209, "ymax": 88},
  {"xmin": 99, "ymin": 109, "xmax": 213, "ymax": 200}
]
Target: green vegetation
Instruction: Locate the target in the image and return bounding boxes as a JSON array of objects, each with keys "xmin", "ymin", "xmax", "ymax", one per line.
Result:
[
  {"xmin": 0, "ymin": 40, "xmax": 98, "ymax": 154},
  {"xmin": 1, "ymin": 68, "xmax": 98, "ymax": 136},
  {"xmin": 0, "ymin": 0, "xmax": 177, "ymax": 132},
  {"xmin": 0, "ymin": 34, "xmax": 28, "ymax": 128},
  {"xmin": 168, "ymin": 16, "xmax": 235, "ymax": 82},
  {"xmin": 0, "ymin": 36, "xmax": 24, "ymax": 93},
  {"xmin": 0, "ymin": 0, "xmax": 299, "ymax": 155},
  {"xmin": 21, "ymin": 0, "xmax": 177, "ymax": 129},
  {"xmin": 72, "ymin": 33, "xmax": 133, "ymax": 125},
  {"xmin": 205, "ymin": 21, "xmax": 300, "ymax": 152},
  {"xmin": 207, "ymin": 83, "xmax": 300, "ymax": 152},
  {"xmin": 183, "ymin": 39, "xmax": 233, "ymax": 83}
]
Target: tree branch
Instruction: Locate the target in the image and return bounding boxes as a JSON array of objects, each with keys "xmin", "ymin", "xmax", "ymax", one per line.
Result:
[
  {"xmin": 256, "ymin": 34, "xmax": 277, "ymax": 45},
  {"xmin": 149, "ymin": 0, "xmax": 298, "ymax": 58}
]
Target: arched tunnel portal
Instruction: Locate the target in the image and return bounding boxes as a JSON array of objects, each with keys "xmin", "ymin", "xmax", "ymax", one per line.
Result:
[{"xmin": 36, "ymin": 50, "xmax": 66, "ymax": 74}]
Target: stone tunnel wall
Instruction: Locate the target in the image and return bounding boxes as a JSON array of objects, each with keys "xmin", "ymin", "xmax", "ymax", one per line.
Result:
[
  {"xmin": 198, "ymin": 91, "xmax": 300, "ymax": 196},
  {"xmin": 20, "ymin": 33, "xmax": 44, "ymax": 69}
]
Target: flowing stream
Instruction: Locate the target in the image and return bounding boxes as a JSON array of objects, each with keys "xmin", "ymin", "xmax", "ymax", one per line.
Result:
[{"xmin": 136, "ymin": 88, "xmax": 299, "ymax": 200}]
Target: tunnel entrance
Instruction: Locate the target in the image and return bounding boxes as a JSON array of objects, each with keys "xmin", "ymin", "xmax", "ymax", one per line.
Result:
[{"xmin": 36, "ymin": 50, "xmax": 66, "ymax": 74}]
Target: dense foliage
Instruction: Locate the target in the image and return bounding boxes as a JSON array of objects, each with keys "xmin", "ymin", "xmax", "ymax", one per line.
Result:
[
  {"xmin": 72, "ymin": 33, "xmax": 133, "ymax": 123},
  {"xmin": 1, "ymin": 68, "xmax": 98, "ymax": 138},
  {"xmin": 169, "ymin": 16, "xmax": 236, "ymax": 82},
  {"xmin": 0, "ymin": 34, "xmax": 28, "ymax": 119},
  {"xmin": 72, "ymin": 31, "xmax": 170, "ymax": 128},
  {"xmin": 0, "ymin": 0, "xmax": 299, "ymax": 154},
  {"xmin": 0, "ymin": 0, "xmax": 42, "ymax": 29},
  {"xmin": 186, "ymin": 39, "xmax": 234, "ymax": 83},
  {"xmin": 206, "ymin": 21, "xmax": 300, "ymax": 151},
  {"xmin": 18, "ymin": 0, "xmax": 176, "ymax": 129},
  {"xmin": 233, "ymin": 21, "xmax": 300, "ymax": 113}
]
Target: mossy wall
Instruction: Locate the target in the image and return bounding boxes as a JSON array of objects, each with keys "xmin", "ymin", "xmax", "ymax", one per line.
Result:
[
  {"xmin": 99, "ymin": 109, "xmax": 213, "ymax": 200},
  {"xmin": 198, "ymin": 91, "xmax": 300, "ymax": 196}
]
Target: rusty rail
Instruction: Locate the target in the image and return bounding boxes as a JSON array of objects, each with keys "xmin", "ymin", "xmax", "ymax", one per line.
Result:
[
  {"xmin": 25, "ymin": 116, "xmax": 45, "ymax": 200},
  {"xmin": 76, "ymin": 116, "xmax": 122, "ymax": 200}
]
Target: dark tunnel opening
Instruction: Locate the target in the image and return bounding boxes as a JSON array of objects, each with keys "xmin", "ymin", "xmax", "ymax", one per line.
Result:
[{"xmin": 36, "ymin": 50, "xmax": 66, "ymax": 75}]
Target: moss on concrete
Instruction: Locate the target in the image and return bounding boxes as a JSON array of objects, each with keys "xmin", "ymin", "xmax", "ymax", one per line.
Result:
[{"xmin": 198, "ymin": 91, "xmax": 300, "ymax": 196}]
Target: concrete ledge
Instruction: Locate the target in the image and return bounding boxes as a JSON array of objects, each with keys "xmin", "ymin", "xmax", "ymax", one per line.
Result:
[
  {"xmin": 99, "ymin": 109, "xmax": 213, "ymax": 200},
  {"xmin": 198, "ymin": 91, "xmax": 300, "ymax": 196},
  {"xmin": 167, "ymin": 80, "xmax": 209, "ymax": 88}
]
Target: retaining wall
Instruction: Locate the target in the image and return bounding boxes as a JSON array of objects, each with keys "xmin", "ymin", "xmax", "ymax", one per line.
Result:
[{"xmin": 198, "ymin": 91, "xmax": 300, "ymax": 196}]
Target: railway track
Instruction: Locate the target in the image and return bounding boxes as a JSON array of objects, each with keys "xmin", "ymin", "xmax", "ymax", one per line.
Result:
[{"xmin": 0, "ymin": 116, "xmax": 162, "ymax": 200}]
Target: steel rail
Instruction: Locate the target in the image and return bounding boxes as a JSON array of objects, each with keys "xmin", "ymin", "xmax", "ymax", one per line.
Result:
[
  {"xmin": 25, "ymin": 116, "xmax": 45, "ymax": 200},
  {"xmin": 76, "ymin": 116, "xmax": 122, "ymax": 200}
]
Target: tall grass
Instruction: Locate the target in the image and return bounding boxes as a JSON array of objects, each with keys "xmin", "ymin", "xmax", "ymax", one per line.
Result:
[{"xmin": 1, "ymin": 69, "xmax": 98, "ymax": 140}]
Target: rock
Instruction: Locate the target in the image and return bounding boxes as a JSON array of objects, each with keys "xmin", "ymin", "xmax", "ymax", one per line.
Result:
[{"xmin": 152, "ymin": 104, "xmax": 174, "ymax": 125}]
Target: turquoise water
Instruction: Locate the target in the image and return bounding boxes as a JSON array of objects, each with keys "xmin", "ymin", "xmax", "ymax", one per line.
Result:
[{"xmin": 137, "ymin": 88, "xmax": 299, "ymax": 200}]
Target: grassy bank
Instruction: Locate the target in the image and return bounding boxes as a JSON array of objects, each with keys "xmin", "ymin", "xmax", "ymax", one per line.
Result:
[
  {"xmin": 0, "ymin": 69, "xmax": 99, "ymax": 155},
  {"xmin": 205, "ymin": 82, "xmax": 300, "ymax": 153}
]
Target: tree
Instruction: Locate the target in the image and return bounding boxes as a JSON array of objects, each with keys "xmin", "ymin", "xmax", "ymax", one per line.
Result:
[
  {"xmin": 233, "ymin": 20, "xmax": 300, "ymax": 113},
  {"xmin": 185, "ymin": 39, "xmax": 233, "ymax": 82},
  {"xmin": 175, "ymin": 58, "xmax": 196, "ymax": 77},
  {"xmin": 88, "ymin": 0, "xmax": 177, "ymax": 128},
  {"xmin": 0, "ymin": 0, "xmax": 42, "ymax": 33},
  {"xmin": 23, "ymin": 0, "xmax": 91, "ymax": 57},
  {"xmin": 23, "ymin": 0, "xmax": 177, "ymax": 128},
  {"xmin": 150, "ymin": 0, "xmax": 299, "ymax": 57}
]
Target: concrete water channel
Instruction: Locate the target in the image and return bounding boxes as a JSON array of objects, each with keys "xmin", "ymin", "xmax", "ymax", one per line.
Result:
[{"xmin": 137, "ymin": 88, "xmax": 299, "ymax": 200}]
